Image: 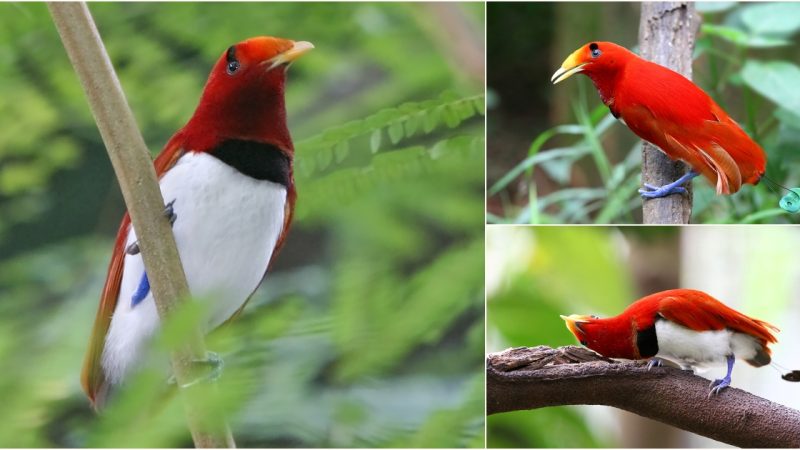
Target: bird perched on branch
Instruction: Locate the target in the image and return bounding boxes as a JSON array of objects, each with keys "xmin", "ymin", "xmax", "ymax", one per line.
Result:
[
  {"xmin": 551, "ymin": 41, "xmax": 767, "ymax": 199},
  {"xmin": 81, "ymin": 36, "xmax": 313, "ymax": 408},
  {"xmin": 561, "ymin": 289, "xmax": 800, "ymax": 397}
]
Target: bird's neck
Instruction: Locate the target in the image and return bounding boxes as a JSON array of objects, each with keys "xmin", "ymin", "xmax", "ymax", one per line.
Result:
[
  {"xmin": 586, "ymin": 71, "xmax": 623, "ymax": 108},
  {"xmin": 182, "ymin": 81, "xmax": 293, "ymax": 156},
  {"xmin": 586, "ymin": 316, "xmax": 640, "ymax": 359}
]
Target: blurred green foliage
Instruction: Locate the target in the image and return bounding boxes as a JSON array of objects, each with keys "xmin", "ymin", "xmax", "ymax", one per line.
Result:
[
  {"xmin": 0, "ymin": 2, "xmax": 484, "ymax": 447},
  {"xmin": 486, "ymin": 226, "xmax": 633, "ymax": 447},
  {"xmin": 488, "ymin": 2, "xmax": 800, "ymax": 224}
]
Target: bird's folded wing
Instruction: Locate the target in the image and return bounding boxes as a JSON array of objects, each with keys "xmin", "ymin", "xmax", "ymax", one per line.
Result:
[{"xmin": 80, "ymin": 138, "xmax": 187, "ymax": 406}]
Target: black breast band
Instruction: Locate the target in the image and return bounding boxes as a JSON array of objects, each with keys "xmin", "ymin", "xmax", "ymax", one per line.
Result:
[
  {"xmin": 209, "ymin": 139, "xmax": 291, "ymax": 187},
  {"xmin": 636, "ymin": 322, "xmax": 659, "ymax": 358}
]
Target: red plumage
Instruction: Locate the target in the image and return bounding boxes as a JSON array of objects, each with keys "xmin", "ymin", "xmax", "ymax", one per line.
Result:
[
  {"xmin": 552, "ymin": 42, "xmax": 766, "ymax": 195},
  {"xmin": 561, "ymin": 289, "xmax": 777, "ymax": 364}
]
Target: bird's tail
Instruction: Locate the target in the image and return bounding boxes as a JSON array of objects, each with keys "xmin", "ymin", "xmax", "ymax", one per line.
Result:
[
  {"xmin": 759, "ymin": 175, "xmax": 800, "ymax": 213},
  {"xmin": 769, "ymin": 360, "xmax": 800, "ymax": 382}
]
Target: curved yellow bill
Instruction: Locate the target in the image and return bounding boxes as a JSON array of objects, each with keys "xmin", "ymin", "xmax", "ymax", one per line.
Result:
[
  {"xmin": 560, "ymin": 314, "xmax": 591, "ymax": 335},
  {"xmin": 551, "ymin": 47, "xmax": 587, "ymax": 84},
  {"xmin": 267, "ymin": 40, "xmax": 314, "ymax": 70}
]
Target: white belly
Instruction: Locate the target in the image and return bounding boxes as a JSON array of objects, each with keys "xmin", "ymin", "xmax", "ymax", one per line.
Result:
[
  {"xmin": 102, "ymin": 151, "xmax": 286, "ymax": 384},
  {"xmin": 655, "ymin": 319, "xmax": 759, "ymax": 368}
]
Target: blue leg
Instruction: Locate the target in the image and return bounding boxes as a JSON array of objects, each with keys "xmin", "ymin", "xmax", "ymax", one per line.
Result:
[
  {"xmin": 639, "ymin": 171, "xmax": 699, "ymax": 199},
  {"xmin": 708, "ymin": 354, "xmax": 735, "ymax": 397},
  {"xmin": 131, "ymin": 272, "xmax": 151, "ymax": 307}
]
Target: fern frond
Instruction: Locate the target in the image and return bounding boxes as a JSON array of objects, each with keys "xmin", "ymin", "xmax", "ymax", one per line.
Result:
[
  {"xmin": 296, "ymin": 135, "xmax": 483, "ymax": 220},
  {"xmin": 295, "ymin": 92, "xmax": 485, "ymax": 178}
]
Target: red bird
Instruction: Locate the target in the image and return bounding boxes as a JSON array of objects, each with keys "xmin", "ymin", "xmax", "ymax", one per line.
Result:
[
  {"xmin": 561, "ymin": 289, "xmax": 799, "ymax": 396},
  {"xmin": 81, "ymin": 36, "xmax": 313, "ymax": 408},
  {"xmin": 551, "ymin": 42, "xmax": 767, "ymax": 198}
]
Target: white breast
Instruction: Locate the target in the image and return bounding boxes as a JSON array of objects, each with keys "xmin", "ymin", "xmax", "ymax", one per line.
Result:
[
  {"xmin": 102, "ymin": 151, "xmax": 286, "ymax": 385},
  {"xmin": 655, "ymin": 319, "xmax": 760, "ymax": 369}
]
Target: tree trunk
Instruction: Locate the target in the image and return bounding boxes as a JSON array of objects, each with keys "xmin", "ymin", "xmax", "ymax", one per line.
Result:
[{"xmin": 638, "ymin": 2, "xmax": 700, "ymax": 224}]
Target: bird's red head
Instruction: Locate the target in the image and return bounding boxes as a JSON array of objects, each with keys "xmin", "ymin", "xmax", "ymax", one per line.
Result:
[
  {"xmin": 551, "ymin": 41, "xmax": 636, "ymax": 97},
  {"xmin": 182, "ymin": 36, "xmax": 314, "ymax": 153},
  {"xmin": 560, "ymin": 313, "xmax": 639, "ymax": 359}
]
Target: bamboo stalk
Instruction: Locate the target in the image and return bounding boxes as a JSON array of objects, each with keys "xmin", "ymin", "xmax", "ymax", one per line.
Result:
[{"xmin": 48, "ymin": 3, "xmax": 235, "ymax": 447}]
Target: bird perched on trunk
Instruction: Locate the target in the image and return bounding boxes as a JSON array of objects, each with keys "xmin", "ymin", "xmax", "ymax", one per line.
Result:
[
  {"xmin": 560, "ymin": 289, "xmax": 799, "ymax": 397},
  {"xmin": 551, "ymin": 41, "xmax": 767, "ymax": 199},
  {"xmin": 80, "ymin": 36, "xmax": 313, "ymax": 409}
]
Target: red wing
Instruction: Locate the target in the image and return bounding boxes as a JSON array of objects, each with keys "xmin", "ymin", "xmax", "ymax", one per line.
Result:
[
  {"xmin": 657, "ymin": 290, "xmax": 778, "ymax": 346},
  {"xmin": 80, "ymin": 136, "xmax": 187, "ymax": 407},
  {"xmin": 618, "ymin": 62, "xmax": 766, "ymax": 194}
]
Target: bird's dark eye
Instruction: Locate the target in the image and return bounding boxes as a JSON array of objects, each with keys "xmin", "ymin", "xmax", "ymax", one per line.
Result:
[
  {"xmin": 591, "ymin": 315, "xmax": 599, "ymax": 319},
  {"xmin": 589, "ymin": 42, "xmax": 601, "ymax": 58},
  {"xmin": 226, "ymin": 46, "xmax": 240, "ymax": 75}
]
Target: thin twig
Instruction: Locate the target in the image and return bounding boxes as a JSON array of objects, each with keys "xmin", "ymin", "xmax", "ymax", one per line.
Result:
[
  {"xmin": 48, "ymin": 3, "xmax": 235, "ymax": 447},
  {"xmin": 487, "ymin": 346, "xmax": 800, "ymax": 447}
]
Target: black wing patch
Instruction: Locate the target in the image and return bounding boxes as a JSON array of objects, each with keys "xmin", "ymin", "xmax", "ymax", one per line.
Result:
[{"xmin": 210, "ymin": 139, "xmax": 291, "ymax": 187}]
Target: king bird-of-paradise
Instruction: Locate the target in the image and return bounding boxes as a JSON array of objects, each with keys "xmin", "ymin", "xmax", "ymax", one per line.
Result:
[
  {"xmin": 551, "ymin": 41, "xmax": 767, "ymax": 199},
  {"xmin": 561, "ymin": 289, "xmax": 800, "ymax": 397},
  {"xmin": 81, "ymin": 36, "xmax": 313, "ymax": 409}
]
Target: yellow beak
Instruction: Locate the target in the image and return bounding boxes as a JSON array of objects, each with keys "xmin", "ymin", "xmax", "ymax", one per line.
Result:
[
  {"xmin": 551, "ymin": 48, "xmax": 587, "ymax": 84},
  {"xmin": 560, "ymin": 314, "xmax": 591, "ymax": 335},
  {"xmin": 267, "ymin": 40, "xmax": 314, "ymax": 70}
]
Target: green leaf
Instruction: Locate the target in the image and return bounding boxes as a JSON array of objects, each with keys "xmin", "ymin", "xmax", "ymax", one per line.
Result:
[
  {"xmin": 741, "ymin": 60, "xmax": 800, "ymax": 113},
  {"xmin": 317, "ymin": 146, "xmax": 333, "ymax": 171},
  {"xmin": 334, "ymin": 140, "xmax": 349, "ymax": 163},
  {"xmin": 370, "ymin": 129, "xmax": 382, "ymax": 153},
  {"xmin": 422, "ymin": 107, "xmax": 440, "ymax": 133},
  {"xmin": 404, "ymin": 114, "xmax": 420, "ymax": 138},
  {"xmin": 696, "ymin": 1, "xmax": 736, "ymax": 13},
  {"xmin": 741, "ymin": 2, "xmax": 800, "ymax": 37},
  {"xmin": 473, "ymin": 97, "xmax": 485, "ymax": 115},
  {"xmin": 701, "ymin": 24, "xmax": 790, "ymax": 48},
  {"xmin": 441, "ymin": 105, "xmax": 461, "ymax": 128},
  {"xmin": 388, "ymin": 121, "xmax": 404, "ymax": 144}
]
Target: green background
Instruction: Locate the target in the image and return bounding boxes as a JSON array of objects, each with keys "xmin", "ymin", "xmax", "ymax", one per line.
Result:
[{"xmin": 0, "ymin": 2, "xmax": 485, "ymax": 447}]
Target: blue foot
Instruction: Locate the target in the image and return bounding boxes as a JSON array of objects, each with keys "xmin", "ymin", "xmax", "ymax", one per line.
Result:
[
  {"xmin": 646, "ymin": 358, "xmax": 663, "ymax": 371},
  {"xmin": 639, "ymin": 171, "xmax": 699, "ymax": 199},
  {"xmin": 708, "ymin": 354, "xmax": 735, "ymax": 398}
]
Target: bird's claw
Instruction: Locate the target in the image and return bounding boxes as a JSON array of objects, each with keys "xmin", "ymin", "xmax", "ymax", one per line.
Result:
[
  {"xmin": 707, "ymin": 376, "xmax": 731, "ymax": 398},
  {"xmin": 639, "ymin": 170, "xmax": 699, "ymax": 199},
  {"xmin": 125, "ymin": 241, "xmax": 140, "ymax": 255},
  {"xmin": 646, "ymin": 358, "xmax": 663, "ymax": 371},
  {"xmin": 125, "ymin": 200, "xmax": 176, "ymax": 256},
  {"xmin": 639, "ymin": 185, "xmax": 688, "ymax": 199},
  {"xmin": 164, "ymin": 199, "xmax": 177, "ymax": 226}
]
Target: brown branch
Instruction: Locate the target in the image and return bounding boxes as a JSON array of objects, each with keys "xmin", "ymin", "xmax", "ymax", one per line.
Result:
[
  {"xmin": 47, "ymin": 3, "xmax": 234, "ymax": 447},
  {"xmin": 639, "ymin": 2, "xmax": 700, "ymax": 224},
  {"xmin": 487, "ymin": 346, "xmax": 800, "ymax": 448}
]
